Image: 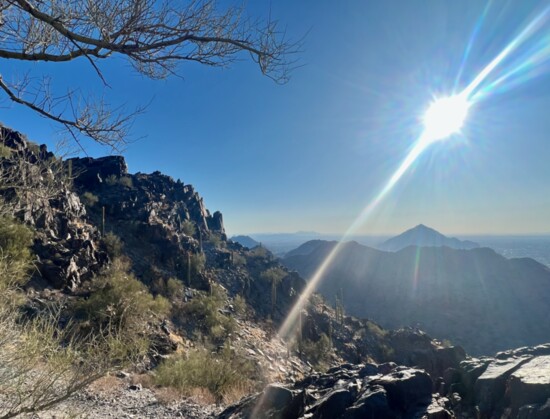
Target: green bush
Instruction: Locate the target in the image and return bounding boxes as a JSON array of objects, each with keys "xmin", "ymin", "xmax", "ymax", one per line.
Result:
[
  {"xmin": 101, "ymin": 232, "xmax": 123, "ymax": 258},
  {"xmin": 208, "ymin": 233, "xmax": 224, "ymax": 248},
  {"xmin": 181, "ymin": 220, "xmax": 196, "ymax": 236},
  {"xmin": 119, "ymin": 176, "xmax": 133, "ymax": 188},
  {"xmin": 0, "ymin": 215, "xmax": 34, "ymax": 287},
  {"xmin": 233, "ymin": 295, "xmax": 246, "ymax": 316},
  {"xmin": 81, "ymin": 191, "xmax": 99, "ymax": 207},
  {"xmin": 73, "ymin": 259, "xmax": 170, "ymax": 357},
  {"xmin": 300, "ymin": 333, "xmax": 332, "ymax": 370},
  {"xmin": 189, "ymin": 252, "xmax": 206, "ymax": 276},
  {"xmin": 105, "ymin": 174, "xmax": 118, "ymax": 186},
  {"xmin": 153, "ymin": 277, "xmax": 184, "ymax": 300},
  {"xmin": 154, "ymin": 344, "xmax": 258, "ymax": 402},
  {"xmin": 0, "ymin": 143, "xmax": 13, "ymax": 158},
  {"xmin": 183, "ymin": 284, "xmax": 235, "ymax": 343},
  {"xmin": 104, "ymin": 175, "xmax": 133, "ymax": 188}
]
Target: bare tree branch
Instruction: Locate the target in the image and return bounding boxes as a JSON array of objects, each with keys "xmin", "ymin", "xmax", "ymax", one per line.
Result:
[{"xmin": 0, "ymin": 0, "xmax": 300, "ymax": 149}]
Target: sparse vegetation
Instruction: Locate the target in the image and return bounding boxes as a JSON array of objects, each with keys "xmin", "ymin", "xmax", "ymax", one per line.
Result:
[
  {"xmin": 233, "ymin": 295, "xmax": 247, "ymax": 316},
  {"xmin": 188, "ymin": 252, "xmax": 206, "ymax": 277},
  {"xmin": 0, "ymin": 304, "xmax": 126, "ymax": 419},
  {"xmin": 181, "ymin": 220, "xmax": 196, "ymax": 236},
  {"xmin": 0, "ymin": 143, "xmax": 13, "ymax": 158},
  {"xmin": 100, "ymin": 232, "xmax": 124, "ymax": 259},
  {"xmin": 0, "ymin": 214, "xmax": 34, "ymax": 287},
  {"xmin": 154, "ymin": 344, "xmax": 258, "ymax": 403},
  {"xmin": 208, "ymin": 233, "xmax": 224, "ymax": 248},
  {"xmin": 73, "ymin": 258, "xmax": 170, "ymax": 359},
  {"xmin": 81, "ymin": 191, "xmax": 99, "ymax": 207},
  {"xmin": 105, "ymin": 175, "xmax": 133, "ymax": 188},
  {"xmin": 300, "ymin": 333, "xmax": 332, "ymax": 370},
  {"xmin": 119, "ymin": 176, "xmax": 133, "ymax": 188},
  {"xmin": 182, "ymin": 284, "xmax": 235, "ymax": 343}
]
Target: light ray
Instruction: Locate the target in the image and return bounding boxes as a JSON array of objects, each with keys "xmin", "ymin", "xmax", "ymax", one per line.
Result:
[
  {"xmin": 463, "ymin": 5, "xmax": 550, "ymax": 101},
  {"xmin": 277, "ymin": 2, "xmax": 550, "ymax": 346},
  {"xmin": 278, "ymin": 135, "xmax": 431, "ymax": 339}
]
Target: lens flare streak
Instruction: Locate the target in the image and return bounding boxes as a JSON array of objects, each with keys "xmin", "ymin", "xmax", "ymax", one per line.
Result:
[{"xmin": 277, "ymin": 4, "xmax": 550, "ymax": 342}]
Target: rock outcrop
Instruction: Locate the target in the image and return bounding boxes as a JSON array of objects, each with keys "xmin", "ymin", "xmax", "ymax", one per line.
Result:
[
  {"xmin": 68, "ymin": 155, "xmax": 226, "ymax": 284},
  {"xmin": 218, "ymin": 363, "xmax": 453, "ymax": 419},
  {"xmin": 0, "ymin": 126, "xmax": 107, "ymax": 289},
  {"xmin": 446, "ymin": 343, "xmax": 550, "ymax": 418}
]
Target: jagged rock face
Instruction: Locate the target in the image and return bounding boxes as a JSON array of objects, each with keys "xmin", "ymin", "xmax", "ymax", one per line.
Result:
[
  {"xmin": 0, "ymin": 126, "xmax": 107, "ymax": 289},
  {"xmin": 218, "ymin": 363, "xmax": 453, "ymax": 419},
  {"xmin": 446, "ymin": 343, "xmax": 550, "ymax": 418},
  {"xmin": 68, "ymin": 156, "xmax": 225, "ymax": 283}
]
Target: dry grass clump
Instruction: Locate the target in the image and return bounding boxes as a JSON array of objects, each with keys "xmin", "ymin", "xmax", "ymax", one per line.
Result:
[{"xmin": 153, "ymin": 344, "xmax": 259, "ymax": 403}]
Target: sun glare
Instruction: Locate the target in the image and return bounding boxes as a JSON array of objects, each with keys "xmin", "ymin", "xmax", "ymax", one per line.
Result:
[{"xmin": 422, "ymin": 95, "xmax": 470, "ymax": 141}]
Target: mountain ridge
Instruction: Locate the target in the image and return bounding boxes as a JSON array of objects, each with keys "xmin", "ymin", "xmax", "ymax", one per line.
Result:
[
  {"xmin": 379, "ymin": 223, "xmax": 479, "ymax": 251},
  {"xmin": 283, "ymin": 238, "xmax": 550, "ymax": 355}
]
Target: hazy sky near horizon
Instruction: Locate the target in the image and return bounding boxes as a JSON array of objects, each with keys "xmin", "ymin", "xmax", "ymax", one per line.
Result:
[{"xmin": 3, "ymin": 0, "xmax": 550, "ymax": 236}]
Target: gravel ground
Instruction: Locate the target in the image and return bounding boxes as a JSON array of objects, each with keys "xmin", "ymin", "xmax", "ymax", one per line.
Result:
[{"xmin": 29, "ymin": 375, "xmax": 222, "ymax": 419}]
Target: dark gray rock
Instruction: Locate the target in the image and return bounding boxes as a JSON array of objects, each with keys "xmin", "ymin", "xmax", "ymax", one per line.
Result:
[
  {"xmin": 309, "ymin": 388, "xmax": 354, "ymax": 418},
  {"xmin": 218, "ymin": 364, "xmax": 445, "ymax": 419},
  {"xmin": 508, "ymin": 356, "xmax": 550, "ymax": 411},
  {"xmin": 474, "ymin": 356, "xmax": 531, "ymax": 414},
  {"xmin": 344, "ymin": 386, "xmax": 397, "ymax": 419},
  {"xmin": 372, "ymin": 368, "xmax": 433, "ymax": 413}
]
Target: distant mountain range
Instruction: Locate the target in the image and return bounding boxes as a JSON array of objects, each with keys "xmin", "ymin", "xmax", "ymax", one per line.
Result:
[
  {"xmin": 230, "ymin": 235, "xmax": 260, "ymax": 249},
  {"xmin": 379, "ymin": 224, "xmax": 479, "ymax": 251},
  {"xmin": 282, "ymin": 232, "xmax": 550, "ymax": 355}
]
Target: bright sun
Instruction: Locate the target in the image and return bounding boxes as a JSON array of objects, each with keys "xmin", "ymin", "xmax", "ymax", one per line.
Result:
[{"xmin": 423, "ymin": 95, "xmax": 470, "ymax": 141}]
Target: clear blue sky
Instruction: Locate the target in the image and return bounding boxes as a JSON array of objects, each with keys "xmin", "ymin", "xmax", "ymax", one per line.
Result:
[{"xmin": 3, "ymin": 0, "xmax": 550, "ymax": 235}]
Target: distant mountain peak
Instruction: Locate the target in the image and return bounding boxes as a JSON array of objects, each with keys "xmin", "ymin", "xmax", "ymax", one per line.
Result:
[{"xmin": 379, "ymin": 224, "xmax": 479, "ymax": 252}]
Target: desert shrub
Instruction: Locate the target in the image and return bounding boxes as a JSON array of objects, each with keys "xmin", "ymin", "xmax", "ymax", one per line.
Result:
[
  {"xmin": 233, "ymin": 295, "xmax": 246, "ymax": 316},
  {"xmin": 248, "ymin": 245, "xmax": 269, "ymax": 259},
  {"xmin": 154, "ymin": 344, "xmax": 258, "ymax": 402},
  {"xmin": 104, "ymin": 174, "xmax": 133, "ymax": 188},
  {"xmin": 0, "ymin": 302, "xmax": 129, "ymax": 418},
  {"xmin": 232, "ymin": 252, "xmax": 246, "ymax": 266},
  {"xmin": 208, "ymin": 233, "xmax": 224, "ymax": 248},
  {"xmin": 73, "ymin": 259, "xmax": 170, "ymax": 357},
  {"xmin": 189, "ymin": 252, "xmax": 206, "ymax": 276},
  {"xmin": 153, "ymin": 277, "xmax": 184, "ymax": 300},
  {"xmin": 181, "ymin": 220, "xmax": 195, "ymax": 236},
  {"xmin": 166, "ymin": 277, "xmax": 184, "ymax": 299},
  {"xmin": 0, "ymin": 142, "xmax": 13, "ymax": 158},
  {"xmin": 0, "ymin": 215, "xmax": 34, "ymax": 287},
  {"xmin": 300, "ymin": 333, "xmax": 332, "ymax": 370},
  {"xmin": 81, "ymin": 191, "xmax": 99, "ymax": 207},
  {"xmin": 100, "ymin": 232, "xmax": 123, "ymax": 258},
  {"xmin": 183, "ymin": 284, "xmax": 235, "ymax": 343},
  {"xmin": 366, "ymin": 321, "xmax": 387, "ymax": 338},
  {"xmin": 105, "ymin": 174, "xmax": 118, "ymax": 186},
  {"xmin": 119, "ymin": 176, "xmax": 133, "ymax": 188}
]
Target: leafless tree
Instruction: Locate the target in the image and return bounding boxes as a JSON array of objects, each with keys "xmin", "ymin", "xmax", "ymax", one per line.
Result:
[{"xmin": 0, "ymin": 1, "xmax": 298, "ymax": 151}]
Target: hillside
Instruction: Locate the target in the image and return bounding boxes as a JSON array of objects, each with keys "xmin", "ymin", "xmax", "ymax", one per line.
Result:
[
  {"xmin": 283, "ymin": 239, "xmax": 550, "ymax": 355},
  {"xmin": 379, "ymin": 224, "xmax": 479, "ymax": 251}
]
